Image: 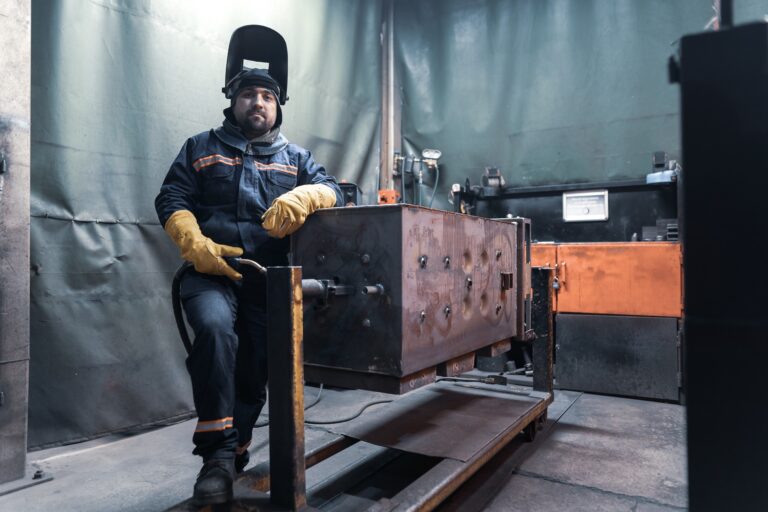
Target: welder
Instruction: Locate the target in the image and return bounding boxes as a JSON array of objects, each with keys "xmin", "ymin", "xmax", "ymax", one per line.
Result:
[{"xmin": 154, "ymin": 67, "xmax": 341, "ymax": 505}]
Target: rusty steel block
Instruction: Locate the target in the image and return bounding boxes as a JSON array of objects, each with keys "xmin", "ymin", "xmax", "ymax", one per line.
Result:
[
  {"xmin": 292, "ymin": 204, "xmax": 529, "ymax": 392},
  {"xmin": 437, "ymin": 353, "xmax": 476, "ymax": 377}
]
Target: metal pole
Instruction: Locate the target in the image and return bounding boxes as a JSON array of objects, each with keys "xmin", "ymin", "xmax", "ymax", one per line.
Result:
[
  {"xmin": 267, "ymin": 266, "xmax": 307, "ymax": 511},
  {"xmin": 0, "ymin": 0, "xmax": 31, "ymax": 486},
  {"xmin": 379, "ymin": 0, "xmax": 400, "ymax": 198}
]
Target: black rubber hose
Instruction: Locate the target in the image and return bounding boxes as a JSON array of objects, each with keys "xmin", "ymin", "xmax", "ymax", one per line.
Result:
[{"xmin": 172, "ymin": 262, "xmax": 194, "ymax": 355}]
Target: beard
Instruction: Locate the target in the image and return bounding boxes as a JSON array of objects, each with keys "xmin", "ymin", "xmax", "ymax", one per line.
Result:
[
  {"xmin": 240, "ymin": 114, "xmax": 272, "ymax": 137},
  {"xmin": 234, "ymin": 108, "xmax": 275, "ymax": 138}
]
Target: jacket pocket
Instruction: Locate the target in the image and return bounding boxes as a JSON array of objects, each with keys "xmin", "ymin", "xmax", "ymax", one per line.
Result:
[
  {"xmin": 267, "ymin": 170, "xmax": 297, "ymax": 190},
  {"xmin": 201, "ymin": 164, "xmax": 237, "ymax": 205},
  {"xmin": 265, "ymin": 170, "xmax": 297, "ymax": 206}
]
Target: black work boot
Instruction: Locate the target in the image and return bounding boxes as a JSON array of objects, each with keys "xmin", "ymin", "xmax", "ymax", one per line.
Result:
[{"xmin": 193, "ymin": 459, "xmax": 234, "ymax": 505}]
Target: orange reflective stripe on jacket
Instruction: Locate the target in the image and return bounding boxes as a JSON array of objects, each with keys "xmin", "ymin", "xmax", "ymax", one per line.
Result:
[
  {"xmin": 192, "ymin": 154, "xmax": 243, "ymax": 172},
  {"xmin": 254, "ymin": 161, "xmax": 298, "ymax": 175}
]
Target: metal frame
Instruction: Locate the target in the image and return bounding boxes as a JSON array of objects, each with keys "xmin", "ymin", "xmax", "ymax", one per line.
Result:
[{"xmin": 168, "ymin": 264, "xmax": 555, "ymax": 511}]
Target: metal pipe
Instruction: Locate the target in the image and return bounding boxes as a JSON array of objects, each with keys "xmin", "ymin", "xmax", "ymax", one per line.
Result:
[
  {"xmin": 379, "ymin": 0, "xmax": 396, "ymax": 192},
  {"xmin": 234, "ymin": 257, "xmax": 267, "ymax": 274},
  {"xmin": 414, "ymin": 158, "xmax": 422, "ymax": 206},
  {"xmin": 398, "ymin": 155, "xmax": 405, "ymax": 203},
  {"xmin": 361, "ymin": 284, "xmax": 385, "ymax": 295},
  {"xmin": 301, "ymin": 279, "xmax": 327, "ymax": 298}
]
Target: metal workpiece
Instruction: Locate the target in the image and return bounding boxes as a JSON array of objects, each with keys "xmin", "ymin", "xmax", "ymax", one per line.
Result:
[{"xmin": 292, "ymin": 204, "xmax": 529, "ymax": 393}]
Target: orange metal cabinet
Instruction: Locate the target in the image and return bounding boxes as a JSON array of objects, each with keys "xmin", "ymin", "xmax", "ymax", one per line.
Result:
[
  {"xmin": 532, "ymin": 242, "xmax": 682, "ymax": 318},
  {"xmin": 531, "ymin": 243, "xmax": 558, "ymax": 269},
  {"xmin": 531, "ymin": 244, "xmax": 558, "ymax": 311}
]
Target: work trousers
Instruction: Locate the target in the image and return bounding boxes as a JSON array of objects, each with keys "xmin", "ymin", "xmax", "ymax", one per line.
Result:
[{"xmin": 180, "ymin": 269, "xmax": 268, "ymax": 461}]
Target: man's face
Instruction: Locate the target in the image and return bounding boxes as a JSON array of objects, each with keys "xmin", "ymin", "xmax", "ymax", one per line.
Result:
[{"xmin": 233, "ymin": 86, "xmax": 278, "ymax": 138}]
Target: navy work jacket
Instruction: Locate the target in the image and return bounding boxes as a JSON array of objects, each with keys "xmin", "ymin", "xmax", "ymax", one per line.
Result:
[{"xmin": 155, "ymin": 113, "xmax": 342, "ymax": 265}]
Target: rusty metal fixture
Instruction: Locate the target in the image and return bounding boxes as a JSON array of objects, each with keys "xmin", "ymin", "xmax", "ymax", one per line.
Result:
[
  {"xmin": 437, "ymin": 353, "xmax": 476, "ymax": 377},
  {"xmin": 292, "ymin": 205, "xmax": 528, "ymax": 394},
  {"xmin": 384, "ymin": 396, "xmax": 551, "ymax": 511},
  {"xmin": 266, "ymin": 266, "xmax": 307, "ymax": 510},
  {"xmin": 504, "ymin": 217, "xmax": 534, "ymax": 341},
  {"xmin": 240, "ymin": 435, "xmax": 358, "ymax": 494}
]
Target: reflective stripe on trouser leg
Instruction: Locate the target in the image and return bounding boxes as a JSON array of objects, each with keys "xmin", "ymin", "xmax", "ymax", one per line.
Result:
[{"xmin": 194, "ymin": 417, "xmax": 234, "ymax": 433}]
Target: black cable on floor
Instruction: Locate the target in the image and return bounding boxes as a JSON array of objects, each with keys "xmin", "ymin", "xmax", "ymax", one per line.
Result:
[
  {"xmin": 254, "ymin": 383, "xmax": 325, "ymax": 428},
  {"xmin": 304, "ymin": 399, "xmax": 393, "ymax": 425}
]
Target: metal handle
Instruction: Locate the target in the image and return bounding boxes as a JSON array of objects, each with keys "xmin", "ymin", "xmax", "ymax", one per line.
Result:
[{"xmin": 233, "ymin": 257, "xmax": 267, "ymax": 274}]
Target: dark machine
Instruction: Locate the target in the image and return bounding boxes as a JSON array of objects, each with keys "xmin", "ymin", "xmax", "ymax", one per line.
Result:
[{"xmin": 670, "ymin": 2, "xmax": 768, "ymax": 508}]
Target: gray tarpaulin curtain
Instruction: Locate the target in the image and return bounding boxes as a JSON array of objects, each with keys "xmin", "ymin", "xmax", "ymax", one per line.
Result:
[
  {"xmin": 30, "ymin": 0, "xmax": 382, "ymax": 448},
  {"xmin": 394, "ymin": 0, "xmax": 768, "ymax": 210},
  {"xmin": 29, "ymin": 0, "xmax": 768, "ymax": 448}
]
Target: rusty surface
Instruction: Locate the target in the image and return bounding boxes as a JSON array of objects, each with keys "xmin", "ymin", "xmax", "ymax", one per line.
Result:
[
  {"xmin": 531, "ymin": 243, "xmax": 557, "ymax": 269},
  {"xmin": 504, "ymin": 218, "xmax": 533, "ymax": 341},
  {"xmin": 437, "ymin": 353, "xmax": 475, "ymax": 377},
  {"xmin": 328, "ymin": 384, "xmax": 548, "ymax": 462},
  {"xmin": 241, "ymin": 435, "xmax": 358, "ymax": 494},
  {"xmin": 378, "ymin": 189, "xmax": 401, "ymax": 204},
  {"xmin": 266, "ymin": 266, "xmax": 307, "ymax": 510},
  {"xmin": 380, "ymin": 393, "xmax": 551, "ymax": 512},
  {"xmin": 556, "ymin": 242, "xmax": 682, "ymax": 317},
  {"xmin": 531, "ymin": 244, "xmax": 558, "ymax": 312},
  {"xmin": 293, "ymin": 205, "xmax": 521, "ymax": 392},
  {"xmin": 532, "ymin": 242, "xmax": 682, "ymax": 317}
]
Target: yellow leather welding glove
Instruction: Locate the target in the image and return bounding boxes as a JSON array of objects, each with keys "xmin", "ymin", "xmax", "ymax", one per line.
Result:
[
  {"xmin": 261, "ymin": 184, "xmax": 337, "ymax": 238},
  {"xmin": 164, "ymin": 210, "xmax": 243, "ymax": 281}
]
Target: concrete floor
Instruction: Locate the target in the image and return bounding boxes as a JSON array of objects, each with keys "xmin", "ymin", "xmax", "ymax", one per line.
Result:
[{"xmin": 0, "ymin": 385, "xmax": 687, "ymax": 511}]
